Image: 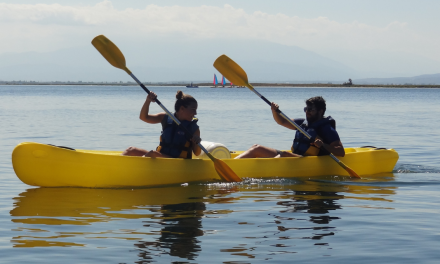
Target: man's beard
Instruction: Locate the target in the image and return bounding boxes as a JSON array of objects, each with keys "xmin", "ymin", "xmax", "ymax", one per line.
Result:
[{"xmin": 306, "ymin": 113, "xmax": 320, "ymax": 124}]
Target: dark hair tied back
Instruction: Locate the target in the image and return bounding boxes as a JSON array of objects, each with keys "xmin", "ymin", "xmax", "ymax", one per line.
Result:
[
  {"xmin": 175, "ymin": 90, "xmax": 184, "ymax": 100},
  {"xmin": 174, "ymin": 90, "xmax": 197, "ymax": 112}
]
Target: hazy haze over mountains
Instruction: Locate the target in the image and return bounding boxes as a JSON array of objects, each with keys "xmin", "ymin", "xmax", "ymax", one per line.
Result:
[
  {"xmin": 0, "ymin": 39, "xmax": 358, "ymax": 83},
  {"xmin": 1, "ymin": 38, "xmax": 439, "ymax": 84}
]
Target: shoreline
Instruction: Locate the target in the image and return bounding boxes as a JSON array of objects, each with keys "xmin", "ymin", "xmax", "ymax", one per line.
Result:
[{"xmin": 1, "ymin": 82, "xmax": 440, "ymax": 88}]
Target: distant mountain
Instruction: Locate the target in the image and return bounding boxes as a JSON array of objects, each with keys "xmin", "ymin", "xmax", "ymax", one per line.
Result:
[
  {"xmin": 354, "ymin": 73, "xmax": 440, "ymax": 85},
  {"xmin": 323, "ymin": 49, "xmax": 440, "ymax": 79},
  {"xmin": 0, "ymin": 38, "xmax": 358, "ymax": 83},
  {"xmin": 2, "ymin": 38, "xmax": 437, "ymax": 84}
]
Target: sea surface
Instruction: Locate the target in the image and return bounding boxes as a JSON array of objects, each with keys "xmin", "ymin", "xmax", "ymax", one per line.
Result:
[{"xmin": 1, "ymin": 85, "xmax": 440, "ymax": 263}]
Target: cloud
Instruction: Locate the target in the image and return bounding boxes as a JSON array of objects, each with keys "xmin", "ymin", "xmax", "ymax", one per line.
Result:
[{"xmin": 0, "ymin": 0, "xmax": 437, "ymax": 60}]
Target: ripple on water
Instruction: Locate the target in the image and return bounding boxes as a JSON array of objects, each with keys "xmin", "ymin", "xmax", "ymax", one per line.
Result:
[{"xmin": 394, "ymin": 163, "xmax": 440, "ymax": 173}]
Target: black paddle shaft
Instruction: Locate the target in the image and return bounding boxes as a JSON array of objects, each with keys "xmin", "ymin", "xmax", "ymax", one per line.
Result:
[
  {"xmin": 137, "ymin": 82, "xmax": 164, "ymax": 106},
  {"xmin": 130, "ymin": 73, "xmax": 195, "ymax": 141},
  {"xmin": 260, "ymin": 95, "xmax": 282, "ymax": 114}
]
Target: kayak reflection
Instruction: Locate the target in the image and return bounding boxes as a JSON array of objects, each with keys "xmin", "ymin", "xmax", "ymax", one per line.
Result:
[
  {"xmin": 9, "ymin": 174, "xmax": 397, "ymax": 253},
  {"xmin": 9, "ymin": 185, "xmax": 236, "ymax": 249}
]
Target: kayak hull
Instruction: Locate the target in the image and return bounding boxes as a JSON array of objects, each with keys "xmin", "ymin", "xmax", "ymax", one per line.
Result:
[{"xmin": 12, "ymin": 142, "xmax": 399, "ymax": 188}]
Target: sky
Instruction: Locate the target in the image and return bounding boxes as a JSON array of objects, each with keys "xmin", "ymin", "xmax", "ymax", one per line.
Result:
[{"xmin": 1, "ymin": 0, "xmax": 440, "ymax": 80}]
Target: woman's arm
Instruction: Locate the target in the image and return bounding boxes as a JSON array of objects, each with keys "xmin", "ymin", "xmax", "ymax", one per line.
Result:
[
  {"xmin": 139, "ymin": 92, "xmax": 166, "ymax": 124},
  {"xmin": 191, "ymin": 129, "xmax": 202, "ymax": 156}
]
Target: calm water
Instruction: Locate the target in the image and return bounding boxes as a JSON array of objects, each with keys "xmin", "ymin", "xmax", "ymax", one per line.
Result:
[{"xmin": 1, "ymin": 85, "xmax": 440, "ymax": 263}]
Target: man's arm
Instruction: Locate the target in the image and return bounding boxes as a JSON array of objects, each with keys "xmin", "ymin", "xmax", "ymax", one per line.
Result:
[
  {"xmin": 271, "ymin": 102, "xmax": 298, "ymax": 130},
  {"xmin": 313, "ymin": 139, "xmax": 345, "ymax": 157}
]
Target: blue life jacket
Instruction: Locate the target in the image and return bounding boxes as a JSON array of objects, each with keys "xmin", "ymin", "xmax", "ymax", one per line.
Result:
[
  {"xmin": 291, "ymin": 116, "xmax": 336, "ymax": 156},
  {"xmin": 156, "ymin": 114, "xmax": 199, "ymax": 159}
]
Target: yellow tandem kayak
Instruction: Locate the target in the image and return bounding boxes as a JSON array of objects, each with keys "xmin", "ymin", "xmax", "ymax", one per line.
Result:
[{"xmin": 12, "ymin": 142, "xmax": 399, "ymax": 188}]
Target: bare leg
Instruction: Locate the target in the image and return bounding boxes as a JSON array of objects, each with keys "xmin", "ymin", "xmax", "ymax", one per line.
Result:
[
  {"xmin": 235, "ymin": 144, "xmax": 279, "ymax": 159},
  {"xmin": 121, "ymin": 146, "xmax": 149, "ymax": 156},
  {"xmin": 143, "ymin": 150, "xmax": 172, "ymax": 158},
  {"xmin": 235, "ymin": 145, "xmax": 302, "ymax": 159},
  {"xmin": 279, "ymin": 151, "xmax": 301, "ymax": 158}
]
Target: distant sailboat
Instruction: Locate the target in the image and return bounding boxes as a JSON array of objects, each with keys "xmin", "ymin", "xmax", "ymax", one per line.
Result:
[
  {"xmin": 186, "ymin": 82, "xmax": 199, "ymax": 88},
  {"xmin": 211, "ymin": 74, "xmax": 219, "ymax": 88},
  {"xmin": 221, "ymin": 76, "xmax": 226, "ymax": 87}
]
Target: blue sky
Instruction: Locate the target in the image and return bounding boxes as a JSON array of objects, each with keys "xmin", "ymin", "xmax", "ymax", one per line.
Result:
[{"xmin": 1, "ymin": 0, "xmax": 439, "ymax": 78}]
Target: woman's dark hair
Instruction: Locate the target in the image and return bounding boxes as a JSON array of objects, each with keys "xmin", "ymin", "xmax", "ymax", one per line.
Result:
[
  {"xmin": 175, "ymin": 90, "xmax": 197, "ymax": 112},
  {"xmin": 306, "ymin": 96, "xmax": 326, "ymax": 115}
]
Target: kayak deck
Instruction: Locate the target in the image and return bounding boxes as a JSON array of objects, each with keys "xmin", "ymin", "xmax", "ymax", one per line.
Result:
[{"xmin": 79, "ymin": 147, "xmax": 379, "ymax": 158}]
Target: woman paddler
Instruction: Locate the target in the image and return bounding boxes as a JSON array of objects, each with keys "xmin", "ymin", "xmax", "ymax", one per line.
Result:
[{"xmin": 122, "ymin": 90, "xmax": 201, "ymax": 158}]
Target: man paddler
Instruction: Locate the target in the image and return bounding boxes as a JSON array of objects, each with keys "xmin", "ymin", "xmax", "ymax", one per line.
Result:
[{"xmin": 235, "ymin": 96, "xmax": 345, "ymax": 159}]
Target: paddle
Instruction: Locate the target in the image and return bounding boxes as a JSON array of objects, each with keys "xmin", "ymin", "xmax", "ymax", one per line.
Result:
[
  {"xmin": 213, "ymin": 54, "xmax": 360, "ymax": 179},
  {"xmin": 91, "ymin": 35, "xmax": 241, "ymax": 182}
]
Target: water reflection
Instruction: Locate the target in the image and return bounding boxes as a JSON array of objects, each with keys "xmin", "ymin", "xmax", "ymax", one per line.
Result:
[
  {"xmin": 9, "ymin": 174, "xmax": 398, "ymax": 261},
  {"xmin": 275, "ymin": 190, "xmax": 340, "ymax": 243},
  {"xmin": 261, "ymin": 174, "xmax": 397, "ymax": 247},
  {"xmin": 9, "ymin": 185, "xmax": 229, "ymax": 250},
  {"xmin": 134, "ymin": 187, "xmax": 238, "ymax": 261},
  {"xmin": 136, "ymin": 202, "xmax": 206, "ymax": 261}
]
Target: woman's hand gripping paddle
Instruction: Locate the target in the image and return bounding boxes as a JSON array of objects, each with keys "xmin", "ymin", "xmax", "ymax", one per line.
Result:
[
  {"xmin": 91, "ymin": 36, "xmax": 241, "ymax": 182},
  {"xmin": 213, "ymin": 55, "xmax": 360, "ymax": 179}
]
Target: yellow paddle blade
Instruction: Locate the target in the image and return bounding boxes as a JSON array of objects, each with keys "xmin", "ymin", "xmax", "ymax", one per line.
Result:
[
  {"xmin": 337, "ymin": 160, "xmax": 361, "ymax": 178},
  {"xmin": 213, "ymin": 55, "xmax": 250, "ymax": 88},
  {"xmin": 213, "ymin": 159, "xmax": 242, "ymax": 182},
  {"xmin": 205, "ymin": 152, "xmax": 241, "ymax": 182},
  {"xmin": 345, "ymin": 166, "xmax": 361, "ymax": 178},
  {"xmin": 91, "ymin": 35, "xmax": 131, "ymax": 74}
]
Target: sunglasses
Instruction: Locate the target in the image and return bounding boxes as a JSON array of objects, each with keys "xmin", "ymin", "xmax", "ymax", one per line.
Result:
[{"xmin": 303, "ymin": 107, "xmax": 316, "ymax": 112}]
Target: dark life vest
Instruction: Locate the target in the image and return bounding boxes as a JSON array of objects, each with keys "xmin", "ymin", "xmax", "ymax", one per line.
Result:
[
  {"xmin": 156, "ymin": 114, "xmax": 199, "ymax": 159},
  {"xmin": 291, "ymin": 116, "xmax": 336, "ymax": 156}
]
